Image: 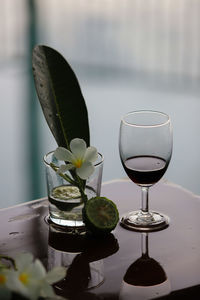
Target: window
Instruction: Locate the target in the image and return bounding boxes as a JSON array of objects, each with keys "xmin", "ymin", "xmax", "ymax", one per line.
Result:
[{"xmin": 0, "ymin": 0, "xmax": 200, "ymax": 207}]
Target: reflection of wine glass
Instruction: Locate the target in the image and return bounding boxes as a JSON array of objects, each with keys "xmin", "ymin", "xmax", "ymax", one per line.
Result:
[
  {"xmin": 119, "ymin": 233, "xmax": 171, "ymax": 300},
  {"xmin": 119, "ymin": 110, "xmax": 173, "ymax": 231}
]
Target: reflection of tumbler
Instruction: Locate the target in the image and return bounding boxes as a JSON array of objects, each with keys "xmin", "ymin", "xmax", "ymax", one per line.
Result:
[
  {"xmin": 48, "ymin": 247, "xmax": 104, "ymax": 291},
  {"xmin": 47, "ymin": 225, "xmax": 119, "ymax": 297},
  {"xmin": 47, "ymin": 226, "xmax": 105, "ymax": 294}
]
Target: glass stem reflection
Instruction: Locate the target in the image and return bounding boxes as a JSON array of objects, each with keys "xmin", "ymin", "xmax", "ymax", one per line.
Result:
[
  {"xmin": 141, "ymin": 233, "xmax": 149, "ymax": 258},
  {"xmin": 141, "ymin": 186, "xmax": 149, "ymax": 214}
]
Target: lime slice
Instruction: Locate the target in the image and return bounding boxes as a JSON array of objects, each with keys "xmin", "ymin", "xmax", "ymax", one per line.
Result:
[
  {"xmin": 83, "ymin": 197, "xmax": 119, "ymax": 235},
  {"xmin": 50, "ymin": 185, "xmax": 83, "ymax": 211},
  {"xmin": 52, "ymin": 185, "xmax": 81, "ymax": 200}
]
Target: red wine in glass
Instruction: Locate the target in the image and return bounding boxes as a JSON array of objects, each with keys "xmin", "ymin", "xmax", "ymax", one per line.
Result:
[{"xmin": 123, "ymin": 155, "xmax": 168, "ymax": 186}]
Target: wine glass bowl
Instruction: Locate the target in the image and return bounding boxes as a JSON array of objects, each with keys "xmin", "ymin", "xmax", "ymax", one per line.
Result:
[{"xmin": 119, "ymin": 110, "xmax": 173, "ymax": 231}]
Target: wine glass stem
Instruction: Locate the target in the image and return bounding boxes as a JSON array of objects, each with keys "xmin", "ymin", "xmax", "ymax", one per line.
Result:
[{"xmin": 141, "ymin": 186, "xmax": 149, "ymax": 213}]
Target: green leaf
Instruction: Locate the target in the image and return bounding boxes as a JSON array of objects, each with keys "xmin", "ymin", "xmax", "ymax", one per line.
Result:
[{"xmin": 32, "ymin": 45, "xmax": 90, "ymax": 149}]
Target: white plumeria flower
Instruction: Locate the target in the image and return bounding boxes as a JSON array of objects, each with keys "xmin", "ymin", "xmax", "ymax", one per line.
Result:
[
  {"xmin": 6, "ymin": 253, "xmax": 66, "ymax": 300},
  {"xmin": 54, "ymin": 138, "xmax": 98, "ymax": 180}
]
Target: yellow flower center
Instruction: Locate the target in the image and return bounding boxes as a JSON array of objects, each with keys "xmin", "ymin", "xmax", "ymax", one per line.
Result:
[
  {"xmin": 0, "ymin": 274, "xmax": 6, "ymax": 285},
  {"xmin": 19, "ymin": 272, "xmax": 29, "ymax": 285},
  {"xmin": 74, "ymin": 159, "xmax": 83, "ymax": 168}
]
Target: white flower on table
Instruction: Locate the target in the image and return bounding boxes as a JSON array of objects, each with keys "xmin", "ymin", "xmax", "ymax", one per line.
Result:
[
  {"xmin": 5, "ymin": 253, "xmax": 66, "ymax": 300},
  {"xmin": 54, "ymin": 138, "xmax": 98, "ymax": 180}
]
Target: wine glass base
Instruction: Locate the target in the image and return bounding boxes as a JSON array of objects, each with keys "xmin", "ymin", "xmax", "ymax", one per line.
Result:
[{"xmin": 120, "ymin": 210, "xmax": 169, "ymax": 232}]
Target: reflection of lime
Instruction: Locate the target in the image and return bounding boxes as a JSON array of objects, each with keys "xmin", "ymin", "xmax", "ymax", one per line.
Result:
[{"xmin": 83, "ymin": 197, "xmax": 119, "ymax": 235}]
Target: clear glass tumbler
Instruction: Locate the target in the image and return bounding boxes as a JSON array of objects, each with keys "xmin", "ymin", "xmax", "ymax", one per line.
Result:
[{"xmin": 44, "ymin": 151, "xmax": 104, "ymax": 228}]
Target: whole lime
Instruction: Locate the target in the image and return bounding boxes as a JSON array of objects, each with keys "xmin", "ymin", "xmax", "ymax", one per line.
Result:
[{"xmin": 83, "ymin": 197, "xmax": 119, "ymax": 235}]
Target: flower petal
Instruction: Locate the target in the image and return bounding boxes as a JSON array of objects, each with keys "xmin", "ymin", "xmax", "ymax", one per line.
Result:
[
  {"xmin": 29, "ymin": 259, "xmax": 46, "ymax": 280},
  {"xmin": 6, "ymin": 270, "xmax": 29, "ymax": 298},
  {"xmin": 84, "ymin": 147, "xmax": 98, "ymax": 163},
  {"xmin": 45, "ymin": 267, "xmax": 66, "ymax": 284},
  {"xmin": 76, "ymin": 161, "xmax": 94, "ymax": 179},
  {"xmin": 40, "ymin": 281, "xmax": 55, "ymax": 298},
  {"xmin": 19, "ymin": 281, "xmax": 40, "ymax": 300},
  {"xmin": 15, "ymin": 253, "xmax": 33, "ymax": 271},
  {"xmin": 54, "ymin": 147, "xmax": 74, "ymax": 162},
  {"xmin": 57, "ymin": 164, "xmax": 74, "ymax": 173},
  {"xmin": 70, "ymin": 138, "xmax": 86, "ymax": 159}
]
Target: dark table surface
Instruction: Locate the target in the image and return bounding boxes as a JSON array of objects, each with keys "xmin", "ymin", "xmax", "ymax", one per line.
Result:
[{"xmin": 1, "ymin": 179, "xmax": 200, "ymax": 299}]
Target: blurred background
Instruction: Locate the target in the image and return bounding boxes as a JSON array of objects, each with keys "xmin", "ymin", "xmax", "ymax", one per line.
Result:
[{"xmin": 1, "ymin": 0, "xmax": 200, "ymax": 208}]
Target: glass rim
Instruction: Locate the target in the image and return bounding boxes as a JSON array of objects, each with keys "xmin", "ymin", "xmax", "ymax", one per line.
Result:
[
  {"xmin": 43, "ymin": 150, "xmax": 104, "ymax": 167},
  {"xmin": 121, "ymin": 110, "xmax": 171, "ymax": 128}
]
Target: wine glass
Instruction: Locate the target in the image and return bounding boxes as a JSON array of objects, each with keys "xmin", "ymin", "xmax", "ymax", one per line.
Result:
[{"xmin": 119, "ymin": 110, "xmax": 173, "ymax": 231}]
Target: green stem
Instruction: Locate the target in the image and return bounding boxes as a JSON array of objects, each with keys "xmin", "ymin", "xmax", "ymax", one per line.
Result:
[
  {"xmin": 79, "ymin": 187, "xmax": 88, "ymax": 205},
  {"xmin": 50, "ymin": 163, "xmax": 75, "ymax": 185},
  {"xmin": 50, "ymin": 163, "xmax": 88, "ymax": 205},
  {"xmin": 75, "ymin": 174, "xmax": 88, "ymax": 204}
]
